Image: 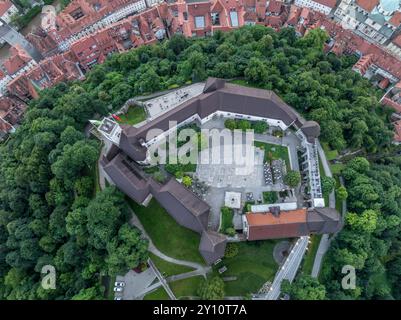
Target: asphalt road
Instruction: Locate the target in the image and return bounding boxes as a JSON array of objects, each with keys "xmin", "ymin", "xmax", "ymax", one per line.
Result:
[{"xmin": 254, "ymin": 236, "xmax": 309, "ymax": 300}]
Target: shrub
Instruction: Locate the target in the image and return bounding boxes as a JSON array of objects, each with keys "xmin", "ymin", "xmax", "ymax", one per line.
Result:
[
  {"xmin": 252, "ymin": 121, "xmax": 268, "ymax": 134},
  {"xmin": 182, "ymin": 176, "xmax": 192, "ymax": 187},
  {"xmin": 224, "ymin": 243, "xmax": 239, "ymax": 258},
  {"xmin": 225, "ymin": 227, "xmax": 236, "ymax": 237},
  {"xmin": 224, "ymin": 119, "xmax": 236, "ymax": 130}
]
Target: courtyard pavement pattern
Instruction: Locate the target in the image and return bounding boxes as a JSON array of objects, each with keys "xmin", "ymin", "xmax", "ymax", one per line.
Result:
[{"xmin": 195, "ymin": 119, "xmax": 303, "ymax": 231}]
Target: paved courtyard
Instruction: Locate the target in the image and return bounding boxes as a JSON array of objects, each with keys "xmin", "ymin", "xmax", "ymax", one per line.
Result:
[{"xmin": 196, "ymin": 144, "xmax": 264, "ymax": 188}]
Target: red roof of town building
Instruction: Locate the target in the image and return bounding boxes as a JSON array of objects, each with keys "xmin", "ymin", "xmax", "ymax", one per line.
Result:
[
  {"xmin": 0, "ymin": 0, "xmax": 12, "ymax": 16},
  {"xmin": 314, "ymin": 0, "xmax": 337, "ymax": 8},
  {"xmin": 389, "ymin": 11, "xmax": 401, "ymax": 27},
  {"xmin": 355, "ymin": 0, "xmax": 379, "ymax": 12},
  {"xmin": 267, "ymin": 0, "xmax": 282, "ymax": 14},
  {"xmin": 393, "ymin": 120, "xmax": 401, "ymax": 143},
  {"xmin": 2, "ymin": 46, "xmax": 32, "ymax": 75}
]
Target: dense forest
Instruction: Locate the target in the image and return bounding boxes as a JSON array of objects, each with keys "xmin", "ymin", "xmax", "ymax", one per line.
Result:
[{"xmin": 0, "ymin": 25, "xmax": 400, "ymax": 299}]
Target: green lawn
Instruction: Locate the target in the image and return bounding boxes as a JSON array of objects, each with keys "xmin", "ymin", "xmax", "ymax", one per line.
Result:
[
  {"xmin": 302, "ymin": 234, "xmax": 322, "ymax": 275},
  {"xmin": 321, "ymin": 142, "xmax": 338, "ymax": 161},
  {"xmin": 128, "ymin": 198, "xmax": 205, "ymax": 264},
  {"xmin": 149, "ymin": 253, "xmax": 194, "ymax": 277},
  {"xmin": 170, "ymin": 276, "xmax": 203, "ymax": 299},
  {"xmin": 330, "ymin": 163, "xmax": 345, "ymax": 175},
  {"xmin": 213, "ymin": 240, "xmax": 279, "ymax": 296},
  {"xmin": 143, "ymin": 287, "xmax": 170, "ymax": 300},
  {"xmin": 254, "ymin": 141, "xmax": 290, "ymax": 170},
  {"xmin": 263, "ymin": 191, "xmax": 278, "ymax": 204},
  {"xmin": 119, "ymin": 106, "xmax": 147, "ymax": 125},
  {"xmin": 219, "ymin": 209, "xmax": 234, "ymax": 233}
]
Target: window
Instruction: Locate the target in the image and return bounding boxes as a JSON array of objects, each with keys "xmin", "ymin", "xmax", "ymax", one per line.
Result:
[
  {"xmin": 211, "ymin": 12, "xmax": 220, "ymax": 25},
  {"xmin": 230, "ymin": 10, "xmax": 239, "ymax": 27},
  {"xmin": 195, "ymin": 16, "xmax": 205, "ymax": 29},
  {"xmin": 183, "ymin": 11, "xmax": 188, "ymax": 20}
]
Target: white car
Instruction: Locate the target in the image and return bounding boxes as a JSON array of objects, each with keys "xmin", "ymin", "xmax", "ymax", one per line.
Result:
[
  {"xmin": 114, "ymin": 296, "xmax": 123, "ymax": 300},
  {"xmin": 114, "ymin": 281, "xmax": 125, "ymax": 287},
  {"xmin": 114, "ymin": 286, "xmax": 123, "ymax": 292}
]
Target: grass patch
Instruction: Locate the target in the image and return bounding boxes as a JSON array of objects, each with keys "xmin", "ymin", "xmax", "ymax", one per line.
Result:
[
  {"xmin": 128, "ymin": 198, "xmax": 204, "ymax": 264},
  {"xmin": 254, "ymin": 141, "xmax": 290, "ymax": 170},
  {"xmin": 170, "ymin": 276, "xmax": 204, "ymax": 299},
  {"xmin": 213, "ymin": 240, "xmax": 279, "ymax": 296},
  {"xmin": 119, "ymin": 106, "xmax": 147, "ymax": 125},
  {"xmin": 143, "ymin": 287, "xmax": 170, "ymax": 300},
  {"xmin": 330, "ymin": 163, "xmax": 345, "ymax": 176},
  {"xmin": 302, "ymin": 234, "xmax": 322, "ymax": 275},
  {"xmin": 149, "ymin": 253, "xmax": 194, "ymax": 277},
  {"xmin": 219, "ymin": 207, "xmax": 234, "ymax": 233},
  {"xmin": 262, "ymin": 191, "xmax": 278, "ymax": 204},
  {"xmin": 322, "ymin": 142, "xmax": 338, "ymax": 161}
]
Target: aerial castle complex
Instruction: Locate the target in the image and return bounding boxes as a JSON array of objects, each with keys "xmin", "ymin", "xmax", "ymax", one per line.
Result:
[{"xmin": 98, "ymin": 78, "xmax": 341, "ymax": 264}]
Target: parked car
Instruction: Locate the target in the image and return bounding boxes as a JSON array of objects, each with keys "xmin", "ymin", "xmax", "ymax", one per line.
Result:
[
  {"xmin": 114, "ymin": 296, "xmax": 123, "ymax": 300},
  {"xmin": 114, "ymin": 281, "xmax": 125, "ymax": 287},
  {"xmin": 114, "ymin": 287, "xmax": 123, "ymax": 292}
]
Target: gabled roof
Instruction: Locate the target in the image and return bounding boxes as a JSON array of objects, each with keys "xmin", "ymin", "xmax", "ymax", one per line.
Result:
[{"xmin": 199, "ymin": 230, "xmax": 227, "ymax": 264}]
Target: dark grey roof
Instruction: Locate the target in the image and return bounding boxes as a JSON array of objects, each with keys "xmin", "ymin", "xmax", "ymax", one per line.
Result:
[
  {"xmin": 101, "ymin": 149, "xmax": 210, "ymax": 233},
  {"xmin": 301, "ymin": 120, "xmax": 320, "ymax": 143},
  {"xmin": 158, "ymin": 178, "xmax": 210, "ymax": 217},
  {"xmin": 306, "ymin": 207, "xmax": 341, "ymax": 234},
  {"xmin": 203, "ymin": 77, "xmax": 225, "ymax": 93},
  {"xmin": 199, "ymin": 230, "xmax": 227, "ymax": 265},
  {"xmin": 120, "ymin": 78, "xmax": 307, "ymax": 160}
]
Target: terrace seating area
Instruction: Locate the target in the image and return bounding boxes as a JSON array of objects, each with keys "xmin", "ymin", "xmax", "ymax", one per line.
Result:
[{"xmin": 263, "ymin": 160, "xmax": 286, "ymax": 186}]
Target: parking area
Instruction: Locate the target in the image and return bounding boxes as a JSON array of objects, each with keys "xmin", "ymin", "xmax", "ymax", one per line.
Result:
[{"xmin": 114, "ymin": 268, "xmax": 157, "ymax": 300}]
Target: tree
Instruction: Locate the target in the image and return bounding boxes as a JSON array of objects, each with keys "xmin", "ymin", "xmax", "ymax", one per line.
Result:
[
  {"xmin": 346, "ymin": 210, "xmax": 377, "ymax": 234},
  {"xmin": 197, "ymin": 276, "xmax": 225, "ymax": 300},
  {"xmin": 224, "ymin": 119, "xmax": 236, "ymax": 130},
  {"xmin": 252, "ymin": 121, "xmax": 268, "ymax": 134},
  {"xmin": 336, "ymin": 185, "xmax": 348, "ymax": 201},
  {"xmin": 321, "ymin": 176, "xmax": 336, "ymax": 195},
  {"xmin": 284, "ymin": 171, "xmax": 301, "ymax": 188},
  {"xmin": 105, "ymin": 224, "xmax": 148, "ymax": 276},
  {"xmin": 224, "ymin": 243, "xmax": 238, "ymax": 258},
  {"xmin": 281, "ymin": 275, "xmax": 326, "ymax": 300},
  {"xmin": 237, "ymin": 120, "xmax": 251, "ymax": 131},
  {"xmin": 182, "ymin": 176, "xmax": 192, "ymax": 187},
  {"xmin": 244, "ymin": 57, "xmax": 268, "ymax": 84}
]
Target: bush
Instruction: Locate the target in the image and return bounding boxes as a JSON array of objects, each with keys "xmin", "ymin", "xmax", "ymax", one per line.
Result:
[
  {"xmin": 197, "ymin": 276, "xmax": 225, "ymax": 300},
  {"xmin": 273, "ymin": 129, "xmax": 283, "ymax": 137},
  {"xmin": 225, "ymin": 227, "xmax": 236, "ymax": 237},
  {"xmin": 237, "ymin": 119, "xmax": 251, "ymax": 131},
  {"xmin": 284, "ymin": 170, "xmax": 301, "ymax": 188},
  {"xmin": 224, "ymin": 119, "xmax": 236, "ymax": 130},
  {"xmin": 182, "ymin": 176, "xmax": 192, "ymax": 187},
  {"xmin": 263, "ymin": 191, "xmax": 278, "ymax": 203},
  {"xmin": 175, "ymin": 171, "xmax": 184, "ymax": 179},
  {"xmin": 224, "ymin": 243, "xmax": 239, "ymax": 258},
  {"xmin": 252, "ymin": 121, "xmax": 268, "ymax": 134}
]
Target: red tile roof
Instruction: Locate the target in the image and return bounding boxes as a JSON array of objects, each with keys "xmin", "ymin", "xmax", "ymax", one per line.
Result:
[
  {"xmin": 355, "ymin": 0, "xmax": 379, "ymax": 12},
  {"xmin": 0, "ymin": 0, "xmax": 12, "ymax": 16},
  {"xmin": 393, "ymin": 120, "xmax": 401, "ymax": 142},
  {"xmin": 246, "ymin": 209, "xmax": 308, "ymax": 240},
  {"xmin": 314, "ymin": 0, "xmax": 337, "ymax": 8},
  {"xmin": 389, "ymin": 11, "xmax": 401, "ymax": 27}
]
